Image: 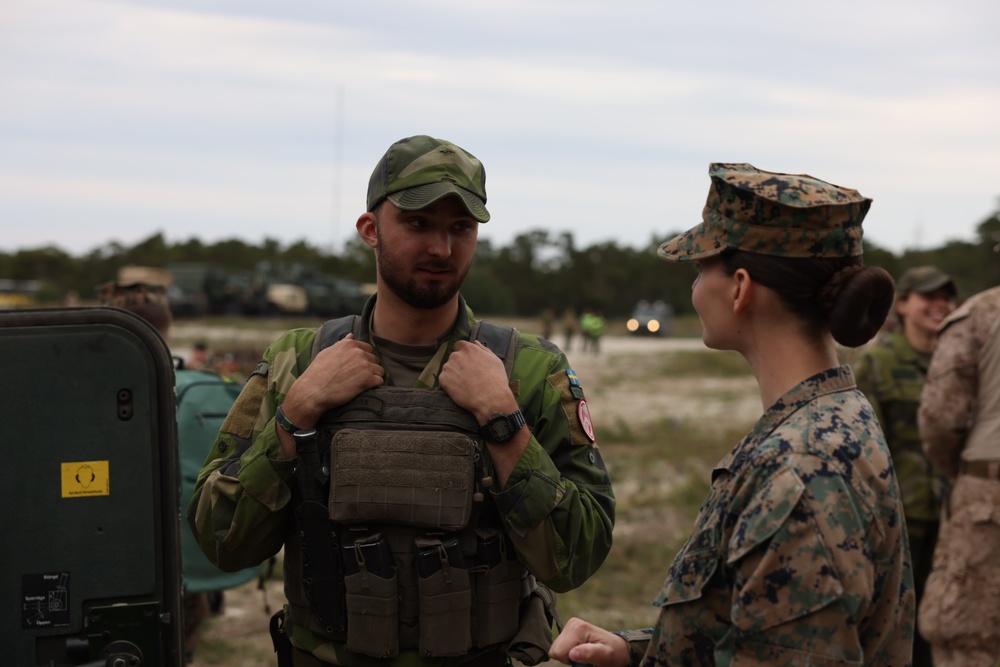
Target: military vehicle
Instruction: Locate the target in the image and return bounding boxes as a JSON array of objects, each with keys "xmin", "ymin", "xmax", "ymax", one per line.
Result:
[
  {"xmin": 625, "ymin": 299, "xmax": 674, "ymax": 336},
  {"xmin": 2, "ymin": 307, "xmax": 184, "ymax": 666},
  {"xmin": 300, "ymin": 276, "xmax": 368, "ymax": 317}
]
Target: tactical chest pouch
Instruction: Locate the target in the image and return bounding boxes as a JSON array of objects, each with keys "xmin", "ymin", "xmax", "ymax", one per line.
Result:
[{"xmin": 325, "ymin": 387, "xmax": 481, "ymax": 531}]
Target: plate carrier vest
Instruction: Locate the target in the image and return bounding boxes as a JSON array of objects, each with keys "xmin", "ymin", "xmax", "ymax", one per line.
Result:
[{"xmin": 283, "ymin": 316, "xmax": 533, "ymax": 659}]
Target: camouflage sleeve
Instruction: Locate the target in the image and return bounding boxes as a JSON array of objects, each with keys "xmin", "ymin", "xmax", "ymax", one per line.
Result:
[
  {"xmin": 490, "ymin": 337, "xmax": 616, "ymax": 593},
  {"xmin": 919, "ymin": 313, "xmax": 978, "ymax": 479},
  {"xmin": 187, "ymin": 328, "xmax": 316, "ymax": 572},
  {"xmin": 851, "ymin": 350, "xmax": 888, "ymax": 429},
  {"xmin": 721, "ymin": 461, "xmax": 903, "ymax": 663},
  {"xmin": 612, "ymin": 630, "xmax": 652, "ymax": 667}
]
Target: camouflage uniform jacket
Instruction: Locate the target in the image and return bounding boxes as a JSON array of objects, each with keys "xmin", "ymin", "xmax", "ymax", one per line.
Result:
[
  {"xmin": 920, "ymin": 285, "xmax": 1000, "ymax": 479},
  {"xmin": 188, "ymin": 295, "xmax": 616, "ymax": 666},
  {"xmin": 616, "ymin": 366, "xmax": 915, "ymax": 666},
  {"xmin": 853, "ymin": 331, "xmax": 941, "ymax": 522}
]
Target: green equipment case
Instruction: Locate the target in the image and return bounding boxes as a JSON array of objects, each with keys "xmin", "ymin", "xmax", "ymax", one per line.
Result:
[{"xmin": 0, "ymin": 307, "xmax": 183, "ymax": 667}]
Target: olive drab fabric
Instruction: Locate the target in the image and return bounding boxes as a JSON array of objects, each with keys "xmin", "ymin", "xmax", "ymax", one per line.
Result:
[
  {"xmin": 188, "ymin": 295, "xmax": 615, "ymax": 667},
  {"xmin": 615, "ymin": 367, "xmax": 915, "ymax": 665},
  {"xmin": 367, "ymin": 135, "xmax": 490, "ymax": 223},
  {"xmin": 853, "ymin": 331, "xmax": 942, "ymax": 523}
]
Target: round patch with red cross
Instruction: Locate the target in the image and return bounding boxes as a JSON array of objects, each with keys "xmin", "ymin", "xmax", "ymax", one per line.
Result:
[{"xmin": 577, "ymin": 399, "xmax": 595, "ymax": 443}]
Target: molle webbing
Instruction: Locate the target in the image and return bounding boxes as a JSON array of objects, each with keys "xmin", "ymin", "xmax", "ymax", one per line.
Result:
[{"xmin": 325, "ymin": 389, "xmax": 483, "ymax": 531}]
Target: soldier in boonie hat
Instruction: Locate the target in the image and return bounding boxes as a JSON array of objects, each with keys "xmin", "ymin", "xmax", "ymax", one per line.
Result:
[
  {"xmin": 367, "ymin": 135, "xmax": 490, "ymax": 223},
  {"xmin": 657, "ymin": 162, "xmax": 872, "ymax": 262}
]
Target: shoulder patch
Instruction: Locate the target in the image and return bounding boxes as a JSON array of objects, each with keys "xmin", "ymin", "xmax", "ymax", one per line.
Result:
[
  {"xmin": 578, "ymin": 399, "xmax": 596, "ymax": 443},
  {"xmin": 548, "ymin": 370, "xmax": 597, "ymax": 447}
]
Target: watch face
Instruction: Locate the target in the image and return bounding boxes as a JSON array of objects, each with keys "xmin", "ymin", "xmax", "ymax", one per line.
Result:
[{"xmin": 492, "ymin": 418, "xmax": 513, "ymax": 440}]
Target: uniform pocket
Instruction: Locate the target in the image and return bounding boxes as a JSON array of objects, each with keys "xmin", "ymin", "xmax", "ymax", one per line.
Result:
[
  {"xmin": 726, "ymin": 469, "xmax": 844, "ymax": 635},
  {"xmin": 415, "ymin": 537, "xmax": 473, "ymax": 656},
  {"xmin": 329, "ymin": 429, "xmax": 476, "ymax": 530},
  {"xmin": 919, "ymin": 494, "xmax": 1000, "ymax": 643},
  {"xmin": 653, "ymin": 529, "xmax": 718, "ymax": 609},
  {"xmin": 342, "ymin": 535, "xmax": 399, "ymax": 658}
]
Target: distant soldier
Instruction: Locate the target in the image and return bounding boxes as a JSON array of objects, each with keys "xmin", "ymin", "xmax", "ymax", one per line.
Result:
[
  {"xmin": 540, "ymin": 306, "xmax": 556, "ymax": 340},
  {"xmin": 853, "ymin": 265, "xmax": 957, "ymax": 667},
  {"xmin": 187, "ymin": 341, "xmax": 211, "ymax": 370},
  {"xmin": 580, "ymin": 310, "xmax": 605, "ymax": 355},
  {"xmin": 562, "ymin": 306, "xmax": 579, "ymax": 351},
  {"xmin": 918, "ymin": 285, "xmax": 1000, "ymax": 666}
]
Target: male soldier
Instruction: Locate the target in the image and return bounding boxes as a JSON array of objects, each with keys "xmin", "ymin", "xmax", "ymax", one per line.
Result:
[
  {"xmin": 188, "ymin": 135, "xmax": 615, "ymax": 667},
  {"xmin": 853, "ymin": 265, "xmax": 957, "ymax": 667},
  {"xmin": 918, "ymin": 285, "xmax": 1000, "ymax": 666}
]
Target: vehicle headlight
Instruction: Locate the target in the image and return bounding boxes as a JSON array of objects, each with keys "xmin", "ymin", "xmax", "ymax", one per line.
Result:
[
  {"xmin": 626, "ymin": 319, "xmax": 639, "ymax": 332},
  {"xmin": 648, "ymin": 320, "xmax": 660, "ymax": 333}
]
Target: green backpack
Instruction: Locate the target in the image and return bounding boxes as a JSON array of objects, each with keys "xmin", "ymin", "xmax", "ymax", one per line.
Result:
[{"xmin": 176, "ymin": 368, "xmax": 260, "ymax": 593}]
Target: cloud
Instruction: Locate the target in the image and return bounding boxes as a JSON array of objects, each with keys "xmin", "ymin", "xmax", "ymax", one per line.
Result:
[{"xmin": 1, "ymin": 0, "xmax": 999, "ymax": 257}]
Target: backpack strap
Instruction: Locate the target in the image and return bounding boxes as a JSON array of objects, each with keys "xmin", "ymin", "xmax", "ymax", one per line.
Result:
[
  {"xmin": 310, "ymin": 315, "xmax": 362, "ymax": 360},
  {"xmin": 471, "ymin": 320, "xmax": 519, "ymax": 380}
]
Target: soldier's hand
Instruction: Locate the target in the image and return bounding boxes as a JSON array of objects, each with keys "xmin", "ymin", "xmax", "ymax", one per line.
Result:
[
  {"xmin": 439, "ymin": 340, "xmax": 516, "ymax": 423},
  {"xmin": 549, "ymin": 618, "xmax": 629, "ymax": 667},
  {"xmin": 279, "ymin": 332, "xmax": 383, "ymax": 432}
]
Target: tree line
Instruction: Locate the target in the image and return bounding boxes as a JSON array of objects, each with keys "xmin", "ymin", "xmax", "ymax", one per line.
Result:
[{"xmin": 3, "ymin": 208, "xmax": 1000, "ymax": 318}]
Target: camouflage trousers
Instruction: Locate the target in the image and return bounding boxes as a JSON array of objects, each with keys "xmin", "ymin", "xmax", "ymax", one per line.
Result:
[{"xmin": 918, "ymin": 474, "xmax": 1000, "ymax": 667}]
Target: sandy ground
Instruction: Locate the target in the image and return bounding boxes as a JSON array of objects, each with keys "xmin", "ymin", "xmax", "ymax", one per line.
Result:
[{"xmin": 563, "ymin": 335, "xmax": 762, "ymax": 437}]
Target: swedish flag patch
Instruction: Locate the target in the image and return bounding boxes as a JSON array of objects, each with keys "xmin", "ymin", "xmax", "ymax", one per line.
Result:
[{"xmin": 566, "ymin": 369, "xmax": 585, "ymax": 399}]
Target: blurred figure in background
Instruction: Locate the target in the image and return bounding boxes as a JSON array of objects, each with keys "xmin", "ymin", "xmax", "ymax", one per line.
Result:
[
  {"xmin": 540, "ymin": 306, "xmax": 555, "ymax": 340},
  {"xmin": 562, "ymin": 306, "xmax": 579, "ymax": 351},
  {"xmin": 853, "ymin": 265, "xmax": 957, "ymax": 667},
  {"xmin": 187, "ymin": 341, "xmax": 211, "ymax": 370},
  {"xmin": 918, "ymin": 284, "xmax": 1000, "ymax": 667}
]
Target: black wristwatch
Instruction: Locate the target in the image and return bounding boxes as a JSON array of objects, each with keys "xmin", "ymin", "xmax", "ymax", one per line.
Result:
[{"xmin": 478, "ymin": 409, "xmax": 526, "ymax": 444}]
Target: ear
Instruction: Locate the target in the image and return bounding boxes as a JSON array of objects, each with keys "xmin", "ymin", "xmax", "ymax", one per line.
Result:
[
  {"xmin": 731, "ymin": 268, "xmax": 753, "ymax": 314},
  {"xmin": 356, "ymin": 211, "xmax": 378, "ymax": 249}
]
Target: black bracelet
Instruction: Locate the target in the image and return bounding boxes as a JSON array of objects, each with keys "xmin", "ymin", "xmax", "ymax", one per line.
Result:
[{"xmin": 275, "ymin": 404, "xmax": 303, "ymax": 434}]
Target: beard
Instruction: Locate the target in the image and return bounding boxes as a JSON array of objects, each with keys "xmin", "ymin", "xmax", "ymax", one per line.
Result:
[{"xmin": 375, "ymin": 224, "xmax": 470, "ymax": 309}]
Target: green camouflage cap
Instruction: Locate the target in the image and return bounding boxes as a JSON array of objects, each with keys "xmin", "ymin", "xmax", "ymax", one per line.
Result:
[
  {"xmin": 895, "ymin": 265, "xmax": 956, "ymax": 296},
  {"xmin": 658, "ymin": 163, "xmax": 872, "ymax": 262},
  {"xmin": 367, "ymin": 135, "xmax": 490, "ymax": 222}
]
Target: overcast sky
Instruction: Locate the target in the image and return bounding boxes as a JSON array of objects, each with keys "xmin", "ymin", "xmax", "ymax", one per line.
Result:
[{"xmin": 2, "ymin": 0, "xmax": 999, "ymax": 259}]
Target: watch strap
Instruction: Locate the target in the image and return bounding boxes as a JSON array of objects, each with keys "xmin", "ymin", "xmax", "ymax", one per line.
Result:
[{"xmin": 275, "ymin": 404, "xmax": 302, "ymax": 435}]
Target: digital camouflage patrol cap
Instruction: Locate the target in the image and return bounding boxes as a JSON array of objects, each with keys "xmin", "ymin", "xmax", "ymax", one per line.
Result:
[
  {"xmin": 367, "ymin": 135, "xmax": 490, "ymax": 222},
  {"xmin": 658, "ymin": 163, "xmax": 872, "ymax": 262},
  {"xmin": 895, "ymin": 265, "xmax": 956, "ymax": 297}
]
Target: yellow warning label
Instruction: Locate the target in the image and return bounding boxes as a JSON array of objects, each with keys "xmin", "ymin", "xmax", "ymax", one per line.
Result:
[{"xmin": 61, "ymin": 461, "xmax": 110, "ymax": 498}]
